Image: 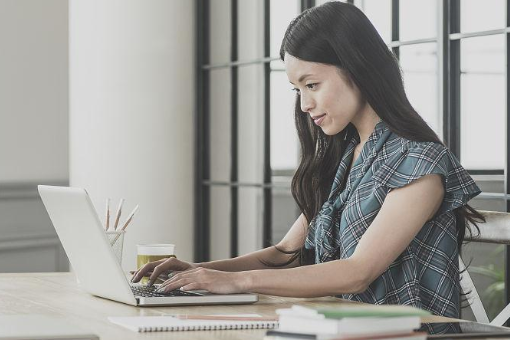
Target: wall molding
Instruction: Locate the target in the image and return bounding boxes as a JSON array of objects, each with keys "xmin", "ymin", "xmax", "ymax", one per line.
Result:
[
  {"xmin": 0, "ymin": 181, "xmax": 68, "ymax": 200},
  {"xmin": 0, "ymin": 233, "xmax": 61, "ymax": 252}
]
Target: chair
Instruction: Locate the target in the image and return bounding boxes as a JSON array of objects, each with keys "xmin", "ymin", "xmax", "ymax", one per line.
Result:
[{"xmin": 460, "ymin": 210, "xmax": 510, "ymax": 326}]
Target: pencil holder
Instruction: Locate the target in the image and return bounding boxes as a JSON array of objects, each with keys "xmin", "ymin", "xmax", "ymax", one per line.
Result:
[{"xmin": 106, "ymin": 230, "xmax": 125, "ymax": 265}]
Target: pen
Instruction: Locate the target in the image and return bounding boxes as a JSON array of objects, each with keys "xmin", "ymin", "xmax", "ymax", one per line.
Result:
[
  {"xmin": 105, "ymin": 198, "xmax": 110, "ymax": 230},
  {"xmin": 112, "ymin": 198, "xmax": 125, "ymax": 230},
  {"xmin": 120, "ymin": 204, "xmax": 139, "ymax": 231},
  {"xmin": 110, "ymin": 204, "xmax": 139, "ymax": 246}
]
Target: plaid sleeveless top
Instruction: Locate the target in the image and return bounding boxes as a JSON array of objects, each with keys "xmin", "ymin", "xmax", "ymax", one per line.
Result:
[{"xmin": 305, "ymin": 120, "xmax": 481, "ymax": 318}]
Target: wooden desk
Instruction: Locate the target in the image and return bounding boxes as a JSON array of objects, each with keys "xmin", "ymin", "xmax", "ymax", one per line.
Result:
[{"xmin": 0, "ymin": 273, "xmax": 452, "ymax": 339}]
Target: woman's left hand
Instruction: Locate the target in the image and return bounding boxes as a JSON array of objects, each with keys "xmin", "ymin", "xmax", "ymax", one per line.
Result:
[{"xmin": 155, "ymin": 267, "xmax": 248, "ymax": 294}]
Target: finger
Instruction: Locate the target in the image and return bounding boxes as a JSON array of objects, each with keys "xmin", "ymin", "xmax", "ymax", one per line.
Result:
[
  {"xmin": 170, "ymin": 258, "xmax": 193, "ymax": 272},
  {"xmin": 130, "ymin": 270, "xmax": 149, "ymax": 275},
  {"xmin": 158, "ymin": 270, "xmax": 195, "ymax": 290},
  {"xmin": 131, "ymin": 270, "xmax": 152, "ymax": 283},
  {"xmin": 185, "ymin": 267, "xmax": 203, "ymax": 273},
  {"xmin": 157, "ymin": 278, "xmax": 189, "ymax": 293},
  {"xmin": 131, "ymin": 263, "xmax": 157, "ymax": 282},
  {"xmin": 131, "ymin": 269, "xmax": 144, "ymax": 283},
  {"xmin": 180, "ymin": 282, "xmax": 201, "ymax": 291},
  {"xmin": 148, "ymin": 258, "xmax": 179, "ymax": 286},
  {"xmin": 159, "ymin": 268, "xmax": 206, "ymax": 291},
  {"xmin": 132, "ymin": 260, "xmax": 165, "ymax": 283},
  {"xmin": 131, "ymin": 269, "xmax": 156, "ymax": 276},
  {"xmin": 158, "ymin": 268, "xmax": 198, "ymax": 288},
  {"xmin": 169, "ymin": 267, "xmax": 201, "ymax": 277},
  {"xmin": 130, "ymin": 269, "xmax": 140, "ymax": 282},
  {"xmin": 156, "ymin": 280, "xmax": 187, "ymax": 292},
  {"xmin": 155, "ymin": 272, "xmax": 170, "ymax": 283},
  {"xmin": 158, "ymin": 272, "xmax": 182, "ymax": 289},
  {"xmin": 132, "ymin": 261, "xmax": 163, "ymax": 283}
]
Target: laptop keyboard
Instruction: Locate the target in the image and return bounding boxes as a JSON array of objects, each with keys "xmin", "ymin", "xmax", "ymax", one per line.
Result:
[{"xmin": 131, "ymin": 285, "xmax": 201, "ymax": 297}]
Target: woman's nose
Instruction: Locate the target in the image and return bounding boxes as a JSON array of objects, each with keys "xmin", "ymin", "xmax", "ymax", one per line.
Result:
[{"xmin": 300, "ymin": 93, "xmax": 315, "ymax": 113}]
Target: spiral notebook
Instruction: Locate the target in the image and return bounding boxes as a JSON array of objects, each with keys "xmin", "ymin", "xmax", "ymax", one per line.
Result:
[{"xmin": 108, "ymin": 314, "xmax": 279, "ymax": 332}]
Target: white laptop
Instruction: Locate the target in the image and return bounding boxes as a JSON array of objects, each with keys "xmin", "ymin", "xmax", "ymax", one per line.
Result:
[{"xmin": 38, "ymin": 185, "xmax": 258, "ymax": 307}]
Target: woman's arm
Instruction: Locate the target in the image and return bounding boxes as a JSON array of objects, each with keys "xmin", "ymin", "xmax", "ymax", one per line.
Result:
[
  {"xmin": 242, "ymin": 174, "xmax": 445, "ymax": 296},
  {"xmin": 198, "ymin": 213, "xmax": 309, "ymax": 271},
  {"xmin": 134, "ymin": 214, "xmax": 309, "ymax": 285},
  {"xmin": 157, "ymin": 174, "xmax": 445, "ymax": 296}
]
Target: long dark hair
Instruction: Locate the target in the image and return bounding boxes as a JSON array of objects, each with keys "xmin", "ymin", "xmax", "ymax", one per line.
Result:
[{"xmin": 271, "ymin": 2, "xmax": 484, "ymax": 266}]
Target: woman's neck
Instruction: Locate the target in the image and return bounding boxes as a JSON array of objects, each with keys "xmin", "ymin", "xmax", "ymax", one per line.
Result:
[{"xmin": 351, "ymin": 104, "xmax": 381, "ymax": 147}]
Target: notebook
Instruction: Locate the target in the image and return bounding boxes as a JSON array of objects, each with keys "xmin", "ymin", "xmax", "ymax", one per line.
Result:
[{"xmin": 108, "ymin": 314, "xmax": 278, "ymax": 332}]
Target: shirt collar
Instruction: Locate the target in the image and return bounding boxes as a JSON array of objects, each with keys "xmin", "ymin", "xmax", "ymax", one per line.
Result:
[{"xmin": 350, "ymin": 119, "xmax": 387, "ymax": 162}]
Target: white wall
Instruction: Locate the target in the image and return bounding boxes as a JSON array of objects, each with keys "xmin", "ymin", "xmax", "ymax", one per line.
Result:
[
  {"xmin": 69, "ymin": 0, "xmax": 195, "ymax": 269},
  {"xmin": 0, "ymin": 0, "xmax": 69, "ymax": 182},
  {"xmin": 0, "ymin": 0, "xmax": 69, "ymax": 272}
]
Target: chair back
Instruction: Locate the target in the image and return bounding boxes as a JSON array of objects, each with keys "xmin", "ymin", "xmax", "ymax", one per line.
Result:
[{"xmin": 460, "ymin": 210, "xmax": 510, "ymax": 326}]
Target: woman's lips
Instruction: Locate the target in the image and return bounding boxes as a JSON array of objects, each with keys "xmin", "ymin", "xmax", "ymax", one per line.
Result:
[{"xmin": 312, "ymin": 114, "xmax": 326, "ymax": 126}]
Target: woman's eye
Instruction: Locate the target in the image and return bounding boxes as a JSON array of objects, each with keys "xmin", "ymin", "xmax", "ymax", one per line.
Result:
[
  {"xmin": 306, "ymin": 83, "xmax": 318, "ymax": 90},
  {"xmin": 291, "ymin": 88, "xmax": 301, "ymax": 94}
]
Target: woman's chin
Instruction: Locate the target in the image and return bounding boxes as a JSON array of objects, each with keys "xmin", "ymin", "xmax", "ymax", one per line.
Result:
[
  {"xmin": 321, "ymin": 124, "xmax": 345, "ymax": 136},
  {"xmin": 321, "ymin": 129, "xmax": 335, "ymax": 136}
]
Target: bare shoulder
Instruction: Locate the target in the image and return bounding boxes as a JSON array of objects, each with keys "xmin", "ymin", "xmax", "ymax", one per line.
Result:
[{"xmin": 387, "ymin": 173, "xmax": 445, "ymax": 220}]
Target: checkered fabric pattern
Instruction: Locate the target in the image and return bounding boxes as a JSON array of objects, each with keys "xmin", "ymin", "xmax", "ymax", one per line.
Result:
[{"xmin": 305, "ymin": 120, "xmax": 481, "ymax": 318}]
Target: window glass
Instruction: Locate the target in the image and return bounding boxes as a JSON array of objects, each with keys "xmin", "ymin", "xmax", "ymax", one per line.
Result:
[
  {"xmin": 315, "ymin": 0, "xmax": 347, "ymax": 5},
  {"xmin": 210, "ymin": 0, "xmax": 231, "ymax": 64},
  {"xmin": 271, "ymin": 71, "xmax": 299, "ymax": 172},
  {"xmin": 209, "ymin": 68, "xmax": 232, "ymax": 181},
  {"xmin": 460, "ymin": 0, "xmax": 506, "ymax": 33},
  {"xmin": 399, "ymin": 0, "xmax": 438, "ymax": 41},
  {"xmin": 270, "ymin": 59, "xmax": 285, "ymax": 71},
  {"xmin": 460, "ymin": 35, "xmax": 505, "ymax": 170},
  {"xmin": 210, "ymin": 187, "xmax": 231, "ymax": 260},
  {"xmin": 272, "ymin": 186, "xmax": 300, "ymax": 245},
  {"xmin": 270, "ymin": 0, "xmax": 300, "ymax": 58},
  {"xmin": 238, "ymin": 188, "xmax": 263, "ymax": 255},
  {"xmin": 238, "ymin": 64, "xmax": 264, "ymax": 182},
  {"xmin": 238, "ymin": 0, "xmax": 263, "ymax": 60},
  {"xmin": 400, "ymin": 43, "xmax": 440, "ymax": 136},
  {"xmin": 355, "ymin": 0, "xmax": 392, "ymax": 43}
]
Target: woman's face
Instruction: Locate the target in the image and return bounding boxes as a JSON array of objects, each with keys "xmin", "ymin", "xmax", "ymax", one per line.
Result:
[{"xmin": 284, "ymin": 53, "xmax": 366, "ymax": 135}]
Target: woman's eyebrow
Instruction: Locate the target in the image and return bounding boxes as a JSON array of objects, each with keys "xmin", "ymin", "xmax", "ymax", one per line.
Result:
[{"xmin": 289, "ymin": 73, "xmax": 314, "ymax": 85}]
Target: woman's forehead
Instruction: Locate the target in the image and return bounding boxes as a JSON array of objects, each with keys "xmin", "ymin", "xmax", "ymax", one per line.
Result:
[{"xmin": 284, "ymin": 54, "xmax": 333, "ymax": 83}]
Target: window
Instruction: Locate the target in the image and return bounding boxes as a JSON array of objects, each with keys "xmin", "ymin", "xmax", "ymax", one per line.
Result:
[
  {"xmin": 196, "ymin": 0, "xmax": 304, "ymax": 261},
  {"xmin": 196, "ymin": 3, "xmax": 510, "ymax": 308}
]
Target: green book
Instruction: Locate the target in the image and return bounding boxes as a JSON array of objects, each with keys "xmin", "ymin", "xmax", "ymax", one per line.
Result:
[{"xmin": 315, "ymin": 304, "xmax": 431, "ymax": 319}]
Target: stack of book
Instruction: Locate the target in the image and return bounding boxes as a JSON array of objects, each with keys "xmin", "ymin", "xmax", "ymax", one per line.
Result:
[{"xmin": 266, "ymin": 304, "xmax": 431, "ymax": 340}]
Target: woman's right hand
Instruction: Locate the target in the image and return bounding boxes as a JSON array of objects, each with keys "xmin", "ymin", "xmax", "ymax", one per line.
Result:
[{"xmin": 131, "ymin": 257, "xmax": 198, "ymax": 286}]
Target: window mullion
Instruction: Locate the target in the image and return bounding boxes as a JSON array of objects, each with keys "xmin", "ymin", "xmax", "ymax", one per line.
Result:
[
  {"xmin": 230, "ymin": 0, "xmax": 239, "ymax": 258},
  {"xmin": 263, "ymin": 0, "xmax": 272, "ymax": 247},
  {"xmin": 391, "ymin": 0, "xmax": 400, "ymax": 59},
  {"xmin": 195, "ymin": 0, "xmax": 210, "ymax": 262}
]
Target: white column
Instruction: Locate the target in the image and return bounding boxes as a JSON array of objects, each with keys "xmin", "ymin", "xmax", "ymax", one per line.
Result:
[{"xmin": 69, "ymin": 0, "xmax": 195, "ymax": 270}]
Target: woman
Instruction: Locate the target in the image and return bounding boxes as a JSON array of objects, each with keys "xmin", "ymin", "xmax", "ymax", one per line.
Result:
[{"xmin": 132, "ymin": 2, "xmax": 483, "ymax": 319}]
